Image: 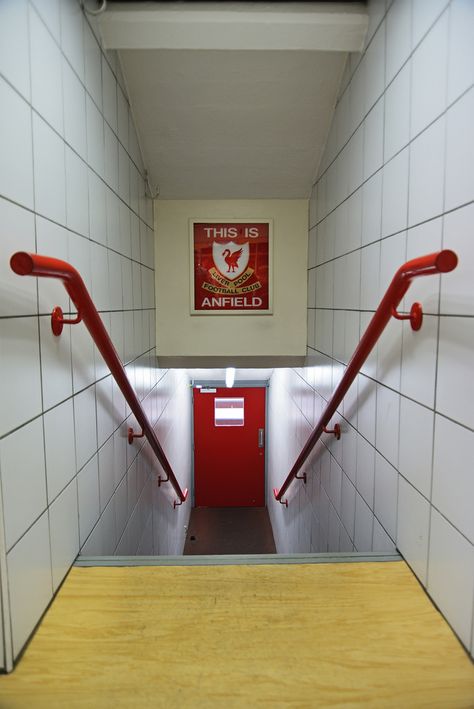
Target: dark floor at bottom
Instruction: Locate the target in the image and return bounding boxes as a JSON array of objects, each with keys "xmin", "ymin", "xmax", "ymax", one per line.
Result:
[{"xmin": 183, "ymin": 507, "xmax": 276, "ymax": 555}]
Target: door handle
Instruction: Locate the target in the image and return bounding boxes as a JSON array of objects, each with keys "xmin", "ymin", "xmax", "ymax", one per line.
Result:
[{"xmin": 258, "ymin": 428, "xmax": 265, "ymax": 448}]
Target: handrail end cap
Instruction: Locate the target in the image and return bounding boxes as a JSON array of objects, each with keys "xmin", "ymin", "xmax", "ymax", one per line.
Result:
[
  {"xmin": 437, "ymin": 249, "xmax": 458, "ymax": 273},
  {"xmin": 10, "ymin": 252, "xmax": 34, "ymax": 276}
]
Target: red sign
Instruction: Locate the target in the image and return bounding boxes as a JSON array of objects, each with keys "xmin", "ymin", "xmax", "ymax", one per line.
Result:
[{"xmin": 191, "ymin": 221, "xmax": 272, "ymax": 314}]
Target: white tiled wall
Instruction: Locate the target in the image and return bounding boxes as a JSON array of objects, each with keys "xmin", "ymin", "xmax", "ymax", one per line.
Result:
[
  {"xmin": 268, "ymin": 0, "xmax": 474, "ymax": 658},
  {"xmin": 0, "ymin": 0, "xmax": 191, "ymax": 670}
]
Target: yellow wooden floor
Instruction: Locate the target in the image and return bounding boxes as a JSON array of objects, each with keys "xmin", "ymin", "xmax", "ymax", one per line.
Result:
[{"xmin": 1, "ymin": 562, "xmax": 473, "ymax": 708}]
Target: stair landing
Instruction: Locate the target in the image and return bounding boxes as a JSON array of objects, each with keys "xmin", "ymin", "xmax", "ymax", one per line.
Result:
[
  {"xmin": 183, "ymin": 506, "xmax": 276, "ymax": 555},
  {"xmin": 1, "ymin": 560, "xmax": 473, "ymax": 707}
]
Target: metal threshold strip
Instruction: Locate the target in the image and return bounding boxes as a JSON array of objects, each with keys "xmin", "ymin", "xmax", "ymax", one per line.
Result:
[{"xmin": 75, "ymin": 551, "xmax": 402, "ymax": 567}]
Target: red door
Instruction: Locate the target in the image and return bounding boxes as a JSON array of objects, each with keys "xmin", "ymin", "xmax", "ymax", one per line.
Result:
[{"xmin": 193, "ymin": 387, "xmax": 266, "ymax": 507}]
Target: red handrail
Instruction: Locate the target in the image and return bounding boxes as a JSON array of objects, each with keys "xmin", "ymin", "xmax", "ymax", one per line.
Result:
[
  {"xmin": 10, "ymin": 252, "xmax": 188, "ymax": 508},
  {"xmin": 273, "ymin": 250, "xmax": 458, "ymax": 506}
]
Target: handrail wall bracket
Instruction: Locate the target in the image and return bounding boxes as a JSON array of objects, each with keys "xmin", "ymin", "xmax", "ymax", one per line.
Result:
[
  {"xmin": 128, "ymin": 427, "xmax": 145, "ymax": 444},
  {"xmin": 295, "ymin": 471, "xmax": 307, "ymax": 483},
  {"xmin": 391, "ymin": 302, "xmax": 423, "ymax": 331},
  {"xmin": 323, "ymin": 423, "xmax": 341, "ymax": 439},
  {"xmin": 51, "ymin": 305, "xmax": 82, "ymax": 336}
]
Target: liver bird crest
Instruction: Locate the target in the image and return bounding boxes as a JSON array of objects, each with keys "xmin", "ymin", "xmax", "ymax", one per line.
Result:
[
  {"xmin": 222, "ymin": 248, "xmax": 243, "ymax": 273},
  {"xmin": 212, "ymin": 242, "xmax": 249, "ymax": 280}
]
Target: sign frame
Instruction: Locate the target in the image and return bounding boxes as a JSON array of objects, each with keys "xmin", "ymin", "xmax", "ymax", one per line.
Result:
[{"xmin": 189, "ymin": 218, "xmax": 273, "ymax": 316}]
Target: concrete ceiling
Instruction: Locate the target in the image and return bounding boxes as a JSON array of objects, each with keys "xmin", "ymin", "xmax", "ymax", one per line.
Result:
[{"xmin": 100, "ymin": 3, "xmax": 368, "ymax": 200}]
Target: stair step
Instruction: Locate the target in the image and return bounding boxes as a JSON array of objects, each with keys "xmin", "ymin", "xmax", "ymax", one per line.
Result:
[{"xmin": 75, "ymin": 551, "xmax": 401, "ymax": 567}]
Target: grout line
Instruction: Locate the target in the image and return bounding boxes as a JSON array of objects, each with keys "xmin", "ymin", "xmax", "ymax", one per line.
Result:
[
  {"xmin": 425, "ymin": 9, "xmax": 453, "ymax": 589},
  {"xmin": 313, "ymin": 1, "xmax": 457, "ymax": 193},
  {"xmin": 0, "ymin": 344, "xmax": 160, "ymax": 442},
  {"xmin": 0, "ymin": 71, "xmax": 153, "ymax": 232},
  {"xmin": 0, "ymin": 307, "xmax": 164, "ymax": 322},
  {"xmin": 310, "ymin": 83, "xmax": 474, "ymax": 233},
  {"xmin": 0, "ymin": 451, "xmax": 14, "ymax": 671},
  {"xmin": 335, "ymin": 0, "xmax": 392, "ymax": 112},
  {"xmin": 310, "ymin": 198, "xmax": 474, "ymax": 267},
  {"xmin": 289, "ymin": 364, "xmax": 474, "ymax": 548},
  {"xmin": 394, "ymin": 34, "xmax": 413, "ymax": 549},
  {"xmin": 305, "ymin": 342, "xmax": 474, "ymax": 436},
  {"xmin": 470, "ymin": 588, "xmax": 474, "ymax": 658},
  {"xmin": 0, "ymin": 191, "xmax": 155, "ymax": 272},
  {"xmin": 26, "ymin": 0, "xmax": 146, "ymax": 181},
  {"xmin": 4, "ymin": 370, "xmax": 175, "ymax": 558},
  {"xmin": 308, "ymin": 308, "xmax": 474, "ymax": 320}
]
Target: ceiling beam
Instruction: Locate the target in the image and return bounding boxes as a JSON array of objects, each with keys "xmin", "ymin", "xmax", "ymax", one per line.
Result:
[{"xmin": 99, "ymin": 2, "xmax": 368, "ymax": 52}]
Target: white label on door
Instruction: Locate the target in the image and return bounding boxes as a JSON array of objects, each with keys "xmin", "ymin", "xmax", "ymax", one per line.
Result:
[{"xmin": 214, "ymin": 398, "xmax": 244, "ymax": 426}]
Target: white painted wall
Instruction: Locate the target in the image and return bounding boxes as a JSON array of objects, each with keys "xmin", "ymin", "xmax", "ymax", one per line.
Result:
[
  {"xmin": 155, "ymin": 200, "xmax": 308, "ymax": 357},
  {"xmin": 0, "ymin": 0, "xmax": 191, "ymax": 669},
  {"xmin": 268, "ymin": 0, "xmax": 474, "ymax": 659}
]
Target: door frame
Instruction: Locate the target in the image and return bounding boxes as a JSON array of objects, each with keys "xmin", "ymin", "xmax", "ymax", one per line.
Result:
[{"xmin": 190, "ymin": 380, "xmax": 270, "ymax": 507}]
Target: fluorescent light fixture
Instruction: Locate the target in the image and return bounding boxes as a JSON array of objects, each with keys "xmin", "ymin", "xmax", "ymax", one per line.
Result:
[{"xmin": 225, "ymin": 367, "xmax": 236, "ymax": 388}]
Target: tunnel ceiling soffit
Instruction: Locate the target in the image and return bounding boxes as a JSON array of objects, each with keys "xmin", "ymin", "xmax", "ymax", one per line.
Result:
[
  {"xmin": 100, "ymin": 3, "xmax": 368, "ymax": 52},
  {"xmin": 99, "ymin": 3, "xmax": 368, "ymax": 199},
  {"xmin": 158, "ymin": 356, "xmax": 306, "ymax": 370}
]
